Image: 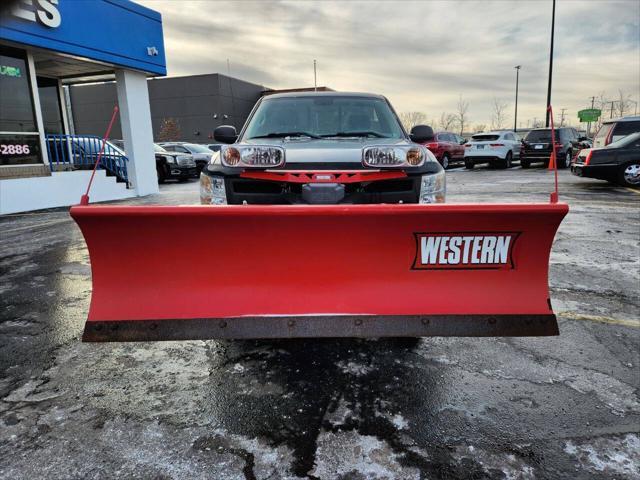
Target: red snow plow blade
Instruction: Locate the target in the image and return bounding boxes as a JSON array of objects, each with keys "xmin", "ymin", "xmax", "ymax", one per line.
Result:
[{"xmin": 70, "ymin": 203, "xmax": 568, "ymax": 341}]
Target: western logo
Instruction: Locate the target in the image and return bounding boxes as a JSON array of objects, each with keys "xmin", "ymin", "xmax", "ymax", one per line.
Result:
[{"xmin": 413, "ymin": 232, "xmax": 520, "ymax": 270}]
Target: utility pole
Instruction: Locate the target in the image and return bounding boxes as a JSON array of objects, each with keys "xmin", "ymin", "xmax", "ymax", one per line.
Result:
[
  {"xmin": 587, "ymin": 96, "xmax": 595, "ymax": 137},
  {"xmin": 545, "ymin": 0, "xmax": 556, "ymax": 127},
  {"xmin": 226, "ymin": 58, "xmax": 230, "ymax": 76},
  {"xmin": 610, "ymin": 101, "xmax": 615, "ymax": 118},
  {"xmin": 514, "ymin": 65, "xmax": 521, "ymax": 132},
  {"xmin": 560, "ymin": 108, "xmax": 567, "ymax": 126},
  {"xmin": 313, "ymin": 59, "xmax": 317, "ymax": 91}
]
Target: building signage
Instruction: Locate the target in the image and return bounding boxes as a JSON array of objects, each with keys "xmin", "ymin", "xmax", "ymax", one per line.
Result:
[
  {"xmin": 11, "ymin": 0, "xmax": 61, "ymax": 28},
  {"xmin": 0, "ymin": 0, "xmax": 166, "ymax": 76},
  {"xmin": 0, "ymin": 65, "xmax": 22, "ymax": 77}
]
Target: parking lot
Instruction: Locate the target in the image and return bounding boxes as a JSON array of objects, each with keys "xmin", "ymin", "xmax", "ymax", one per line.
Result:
[{"xmin": 1, "ymin": 166, "xmax": 638, "ymax": 479}]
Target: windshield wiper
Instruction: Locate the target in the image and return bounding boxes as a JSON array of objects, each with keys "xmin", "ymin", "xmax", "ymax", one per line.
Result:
[
  {"xmin": 249, "ymin": 131, "xmax": 321, "ymax": 139},
  {"xmin": 320, "ymin": 131, "xmax": 388, "ymax": 138}
]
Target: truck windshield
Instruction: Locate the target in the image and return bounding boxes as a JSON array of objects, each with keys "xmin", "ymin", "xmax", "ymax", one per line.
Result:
[{"xmin": 243, "ymin": 96, "xmax": 405, "ymax": 140}]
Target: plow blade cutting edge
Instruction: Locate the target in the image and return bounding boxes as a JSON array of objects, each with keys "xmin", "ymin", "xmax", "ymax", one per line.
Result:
[{"xmin": 70, "ymin": 203, "xmax": 568, "ymax": 341}]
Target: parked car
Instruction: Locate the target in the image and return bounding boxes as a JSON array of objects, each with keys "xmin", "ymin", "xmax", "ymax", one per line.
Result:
[
  {"xmin": 154, "ymin": 143, "xmax": 197, "ymax": 183},
  {"xmin": 578, "ymin": 137, "xmax": 593, "ymax": 149},
  {"xmin": 520, "ymin": 127, "xmax": 583, "ymax": 169},
  {"xmin": 592, "ymin": 116, "xmax": 640, "ymax": 148},
  {"xmin": 422, "ymin": 132, "xmax": 465, "ymax": 169},
  {"xmin": 200, "ymin": 92, "xmax": 445, "ymax": 205},
  {"xmin": 158, "ymin": 142, "xmax": 214, "ymax": 174},
  {"xmin": 571, "ymin": 132, "xmax": 640, "ymax": 187},
  {"xmin": 206, "ymin": 143, "xmax": 223, "ymax": 153},
  {"xmin": 463, "ymin": 131, "xmax": 521, "ymax": 169}
]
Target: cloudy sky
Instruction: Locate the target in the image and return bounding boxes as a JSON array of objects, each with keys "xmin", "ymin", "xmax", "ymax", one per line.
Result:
[{"xmin": 139, "ymin": 0, "xmax": 639, "ymax": 129}]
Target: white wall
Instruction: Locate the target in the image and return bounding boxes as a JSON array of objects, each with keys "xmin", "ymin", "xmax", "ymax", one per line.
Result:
[{"xmin": 0, "ymin": 171, "xmax": 135, "ymax": 215}]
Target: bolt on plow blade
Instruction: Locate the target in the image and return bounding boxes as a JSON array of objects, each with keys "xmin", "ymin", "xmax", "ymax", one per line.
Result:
[{"xmin": 70, "ymin": 203, "xmax": 568, "ymax": 341}]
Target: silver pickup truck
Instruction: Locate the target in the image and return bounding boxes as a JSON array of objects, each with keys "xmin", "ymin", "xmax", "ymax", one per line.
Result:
[{"xmin": 200, "ymin": 91, "xmax": 445, "ymax": 205}]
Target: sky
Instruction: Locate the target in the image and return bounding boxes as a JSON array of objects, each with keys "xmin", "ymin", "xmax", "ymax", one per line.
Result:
[{"xmin": 139, "ymin": 0, "xmax": 640, "ymax": 129}]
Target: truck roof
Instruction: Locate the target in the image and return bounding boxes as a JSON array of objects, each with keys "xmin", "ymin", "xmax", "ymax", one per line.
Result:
[{"xmin": 263, "ymin": 91, "xmax": 386, "ymax": 100}]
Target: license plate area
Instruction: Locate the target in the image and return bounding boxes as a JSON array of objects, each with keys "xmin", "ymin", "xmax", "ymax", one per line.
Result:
[{"xmin": 302, "ymin": 183, "xmax": 345, "ymax": 204}]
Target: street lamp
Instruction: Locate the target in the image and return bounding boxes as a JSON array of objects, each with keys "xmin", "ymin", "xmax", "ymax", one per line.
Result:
[
  {"xmin": 545, "ymin": 0, "xmax": 556, "ymax": 127},
  {"xmin": 514, "ymin": 65, "xmax": 521, "ymax": 132}
]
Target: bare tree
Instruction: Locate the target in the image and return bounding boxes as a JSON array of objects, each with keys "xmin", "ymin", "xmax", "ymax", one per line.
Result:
[
  {"xmin": 439, "ymin": 112, "xmax": 457, "ymax": 131},
  {"xmin": 592, "ymin": 91, "xmax": 608, "ymax": 131},
  {"xmin": 490, "ymin": 97, "xmax": 509, "ymax": 130},
  {"xmin": 473, "ymin": 124, "xmax": 487, "ymax": 133},
  {"xmin": 399, "ymin": 111, "xmax": 427, "ymax": 131},
  {"xmin": 455, "ymin": 95, "xmax": 469, "ymax": 135},
  {"xmin": 157, "ymin": 118, "xmax": 182, "ymax": 142},
  {"xmin": 616, "ymin": 89, "xmax": 633, "ymax": 117}
]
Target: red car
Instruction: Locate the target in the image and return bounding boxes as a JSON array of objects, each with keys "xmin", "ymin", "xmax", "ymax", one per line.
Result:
[{"xmin": 422, "ymin": 132, "xmax": 466, "ymax": 169}]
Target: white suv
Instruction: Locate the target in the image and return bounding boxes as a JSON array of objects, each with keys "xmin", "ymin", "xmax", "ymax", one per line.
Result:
[{"xmin": 464, "ymin": 131, "xmax": 521, "ymax": 169}]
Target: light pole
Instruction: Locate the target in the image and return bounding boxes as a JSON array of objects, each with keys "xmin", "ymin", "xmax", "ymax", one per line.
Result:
[
  {"xmin": 545, "ymin": 0, "xmax": 556, "ymax": 127},
  {"xmin": 313, "ymin": 59, "xmax": 317, "ymax": 91},
  {"xmin": 514, "ymin": 65, "xmax": 521, "ymax": 132}
]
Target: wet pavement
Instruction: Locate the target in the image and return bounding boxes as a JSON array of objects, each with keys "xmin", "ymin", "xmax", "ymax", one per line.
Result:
[{"xmin": 1, "ymin": 166, "xmax": 639, "ymax": 479}]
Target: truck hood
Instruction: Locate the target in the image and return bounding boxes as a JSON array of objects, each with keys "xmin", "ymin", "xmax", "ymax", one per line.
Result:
[{"xmin": 240, "ymin": 137, "xmax": 410, "ymax": 164}]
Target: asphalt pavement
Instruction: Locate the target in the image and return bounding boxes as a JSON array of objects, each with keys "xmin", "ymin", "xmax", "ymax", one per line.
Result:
[{"xmin": 1, "ymin": 165, "xmax": 638, "ymax": 479}]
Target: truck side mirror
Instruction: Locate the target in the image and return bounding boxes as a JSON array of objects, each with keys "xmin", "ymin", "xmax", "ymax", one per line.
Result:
[
  {"xmin": 213, "ymin": 125, "xmax": 238, "ymax": 144},
  {"xmin": 409, "ymin": 125, "xmax": 434, "ymax": 143}
]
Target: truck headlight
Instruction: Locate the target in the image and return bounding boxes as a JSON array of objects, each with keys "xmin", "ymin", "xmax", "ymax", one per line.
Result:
[
  {"xmin": 200, "ymin": 174, "xmax": 227, "ymax": 205},
  {"xmin": 221, "ymin": 145, "xmax": 285, "ymax": 168},
  {"xmin": 362, "ymin": 145, "xmax": 427, "ymax": 168},
  {"xmin": 419, "ymin": 170, "xmax": 446, "ymax": 203}
]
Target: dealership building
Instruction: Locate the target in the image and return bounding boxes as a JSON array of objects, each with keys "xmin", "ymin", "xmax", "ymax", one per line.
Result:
[
  {"xmin": 0, "ymin": 0, "xmax": 166, "ymax": 214},
  {"xmin": 69, "ymin": 73, "xmax": 267, "ymax": 144}
]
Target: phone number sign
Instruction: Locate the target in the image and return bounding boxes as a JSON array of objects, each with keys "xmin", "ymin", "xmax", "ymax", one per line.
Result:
[{"xmin": 0, "ymin": 134, "xmax": 42, "ymax": 166}]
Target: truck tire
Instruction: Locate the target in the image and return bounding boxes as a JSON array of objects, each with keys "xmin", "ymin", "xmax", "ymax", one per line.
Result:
[
  {"xmin": 441, "ymin": 154, "xmax": 450, "ymax": 169},
  {"xmin": 559, "ymin": 151, "xmax": 571, "ymax": 169},
  {"xmin": 464, "ymin": 159, "xmax": 474, "ymax": 169},
  {"xmin": 521, "ymin": 158, "xmax": 530, "ymax": 169}
]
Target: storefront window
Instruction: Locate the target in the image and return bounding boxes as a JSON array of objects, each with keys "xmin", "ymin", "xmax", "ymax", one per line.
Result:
[
  {"xmin": 0, "ymin": 45, "xmax": 41, "ymax": 165},
  {"xmin": 0, "ymin": 46, "xmax": 36, "ymax": 132},
  {"xmin": 37, "ymin": 76, "xmax": 64, "ymax": 135}
]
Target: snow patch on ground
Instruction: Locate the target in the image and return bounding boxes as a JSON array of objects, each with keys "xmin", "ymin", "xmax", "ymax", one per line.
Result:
[
  {"xmin": 310, "ymin": 430, "xmax": 420, "ymax": 480},
  {"xmin": 336, "ymin": 360, "xmax": 374, "ymax": 376},
  {"xmin": 454, "ymin": 444, "xmax": 535, "ymax": 480},
  {"xmin": 564, "ymin": 434, "xmax": 639, "ymax": 477}
]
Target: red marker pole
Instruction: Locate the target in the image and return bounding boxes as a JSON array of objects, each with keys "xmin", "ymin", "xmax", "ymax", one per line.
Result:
[
  {"xmin": 547, "ymin": 105, "xmax": 559, "ymax": 203},
  {"xmin": 80, "ymin": 106, "xmax": 120, "ymax": 205}
]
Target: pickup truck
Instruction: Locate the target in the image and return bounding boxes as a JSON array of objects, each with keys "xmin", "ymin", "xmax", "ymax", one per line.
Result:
[{"xmin": 199, "ymin": 92, "xmax": 445, "ymax": 205}]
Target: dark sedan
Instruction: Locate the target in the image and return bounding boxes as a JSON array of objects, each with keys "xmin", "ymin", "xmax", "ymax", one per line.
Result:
[{"xmin": 571, "ymin": 132, "xmax": 640, "ymax": 187}]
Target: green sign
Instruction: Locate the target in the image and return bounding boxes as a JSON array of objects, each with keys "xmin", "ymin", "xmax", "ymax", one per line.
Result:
[
  {"xmin": 578, "ymin": 108, "xmax": 601, "ymax": 122},
  {"xmin": 0, "ymin": 65, "xmax": 22, "ymax": 78}
]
